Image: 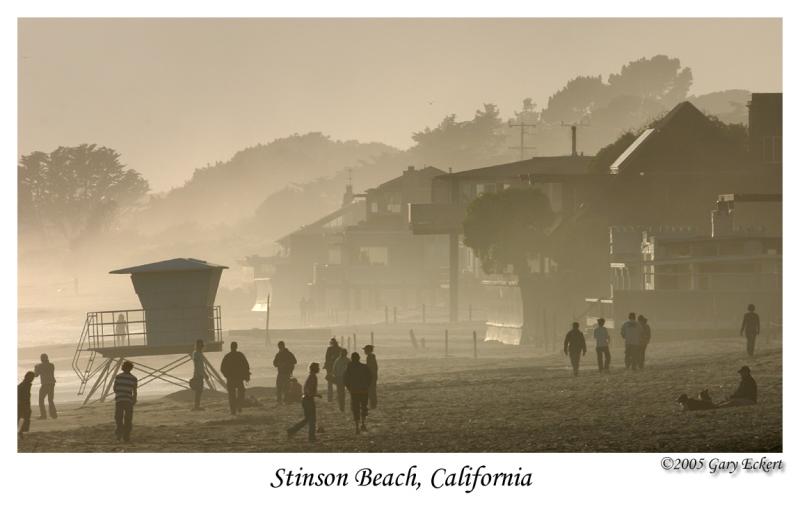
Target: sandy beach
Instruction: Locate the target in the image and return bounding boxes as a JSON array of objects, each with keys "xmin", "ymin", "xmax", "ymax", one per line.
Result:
[{"xmin": 17, "ymin": 335, "xmax": 782, "ymax": 453}]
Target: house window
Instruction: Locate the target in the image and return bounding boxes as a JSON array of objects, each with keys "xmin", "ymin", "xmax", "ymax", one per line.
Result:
[
  {"xmin": 476, "ymin": 183, "xmax": 497, "ymax": 196},
  {"xmin": 358, "ymin": 246, "xmax": 389, "ymax": 266}
]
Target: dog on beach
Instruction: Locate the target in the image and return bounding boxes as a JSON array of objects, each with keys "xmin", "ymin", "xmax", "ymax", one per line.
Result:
[{"xmin": 677, "ymin": 389, "xmax": 716, "ymax": 411}]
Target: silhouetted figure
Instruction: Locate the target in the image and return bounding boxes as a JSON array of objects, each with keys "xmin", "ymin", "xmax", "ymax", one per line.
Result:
[
  {"xmin": 190, "ymin": 339, "xmax": 207, "ymax": 411},
  {"xmin": 287, "ymin": 362, "xmax": 321, "ymax": 442},
  {"xmin": 638, "ymin": 315, "xmax": 651, "ymax": 368},
  {"xmin": 344, "ymin": 352, "xmax": 372, "ymax": 434},
  {"xmin": 677, "ymin": 390, "xmax": 715, "ymax": 411},
  {"xmin": 273, "ymin": 340, "xmax": 297, "ymax": 404},
  {"xmin": 323, "ymin": 337, "xmax": 341, "ymax": 402},
  {"xmin": 563, "ymin": 322, "xmax": 586, "ymax": 376},
  {"xmin": 285, "ymin": 377, "xmax": 303, "ymax": 403},
  {"xmin": 364, "ymin": 344, "xmax": 378, "ymax": 409},
  {"xmin": 620, "ymin": 312, "xmax": 643, "ymax": 370},
  {"xmin": 333, "ymin": 348, "xmax": 350, "ymax": 412},
  {"xmin": 740, "ymin": 304, "xmax": 760, "ymax": 357},
  {"xmin": 593, "ymin": 318, "xmax": 611, "ymax": 372},
  {"xmin": 717, "ymin": 366, "xmax": 757, "ymax": 408},
  {"xmin": 115, "ymin": 314, "xmax": 129, "ymax": 347},
  {"xmin": 18, "ymin": 371, "xmax": 35, "ymax": 439},
  {"xmin": 113, "ymin": 361, "xmax": 138, "ymax": 442},
  {"xmin": 34, "ymin": 353, "xmax": 57, "ymax": 419},
  {"xmin": 221, "ymin": 341, "xmax": 250, "ymax": 415}
]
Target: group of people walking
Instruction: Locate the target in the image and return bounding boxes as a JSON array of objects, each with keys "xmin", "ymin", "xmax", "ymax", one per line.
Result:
[
  {"xmin": 563, "ymin": 312, "xmax": 652, "ymax": 376},
  {"xmin": 287, "ymin": 337, "xmax": 379, "ymax": 441}
]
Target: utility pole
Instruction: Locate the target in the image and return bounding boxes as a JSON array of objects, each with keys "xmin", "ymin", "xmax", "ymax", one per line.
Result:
[{"xmin": 508, "ymin": 120, "xmax": 537, "ymax": 160}]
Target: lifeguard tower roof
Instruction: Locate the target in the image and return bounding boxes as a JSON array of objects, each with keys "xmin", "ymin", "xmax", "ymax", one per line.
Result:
[{"xmin": 109, "ymin": 257, "xmax": 228, "ymax": 274}]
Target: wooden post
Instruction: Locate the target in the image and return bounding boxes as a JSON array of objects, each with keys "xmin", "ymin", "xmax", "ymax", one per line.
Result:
[
  {"xmin": 445, "ymin": 329, "xmax": 449, "ymax": 356},
  {"xmin": 353, "ymin": 332, "xmax": 357, "ymax": 351},
  {"xmin": 370, "ymin": 331, "xmax": 374, "ymax": 346},
  {"xmin": 473, "ymin": 330, "xmax": 477, "ymax": 358}
]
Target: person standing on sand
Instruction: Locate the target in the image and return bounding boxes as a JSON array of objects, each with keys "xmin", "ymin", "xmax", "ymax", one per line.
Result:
[
  {"xmin": 563, "ymin": 322, "xmax": 586, "ymax": 377},
  {"xmin": 18, "ymin": 371, "xmax": 35, "ymax": 439},
  {"xmin": 273, "ymin": 340, "xmax": 297, "ymax": 404},
  {"xmin": 333, "ymin": 348, "xmax": 350, "ymax": 412},
  {"xmin": 593, "ymin": 318, "xmax": 611, "ymax": 372},
  {"xmin": 344, "ymin": 352, "xmax": 372, "ymax": 434},
  {"xmin": 191, "ymin": 339, "xmax": 207, "ymax": 411},
  {"xmin": 113, "ymin": 361, "xmax": 138, "ymax": 442},
  {"xmin": 115, "ymin": 314, "xmax": 129, "ymax": 347},
  {"xmin": 287, "ymin": 362, "xmax": 322, "ymax": 442},
  {"xmin": 638, "ymin": 315, "xmax": 652, "ymax": 369},
  {"xmin": 364, "ymin": 345, "xmax": 378, "ymax": 409},
  {"xmin": 323, "ymin": 337, "xmax": 341, "ymax": 402},
  {"xmin": 740, "ymin": 304, "xmax": 760, "ymax": 357},
  {"xmin": 620, "ymin": 312, "xmax": 642, "ymax": 370},
  {"xmin": 220, "ymin": 341, "xmax": 251, "ymax": 415},
  {"xmin": 34, "ymin": 353, "xmax": 57, "ymax": 419}
]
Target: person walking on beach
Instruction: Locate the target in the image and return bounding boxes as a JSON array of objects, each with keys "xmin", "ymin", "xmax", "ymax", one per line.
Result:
[
  {"xmin": 323, "ymin": 337, "xmax": 341, "ymax": 402},
  {"xmin": 364, "ymin": 345, "xmax": 378, "ymax": 409},
  {"xmin": 18, "ymin": 371, "xmax": 35, "ymax": 439},
  {"xmin": 333, "ymin": 348, "xmax": 350, "ymax": 412},
  {"xmin": 34, "ymin": 353, "xmax": 57, "ymax": 419},
  {"xmin": 113, "ymin": 361, "xmax": 138, "ymax": 442},
  {"xmin": 344, "ymin": 352, "xmax": 372, "ymax": 434},
  {"xmin": 563, "ymin": 322, "xmax": 587, "ymax": 376},
  {"xmin": 273, "ymin": 340, "xmax": 297, "ymax": 404},
  {"xmin": 287, "ymin": 362, "xmax": 322, "ymax": 442},
  {"xmin": 717, "ymin": 366, "xmax": 757, "ymax": 408},
  {"xmin": 740, "ymin": 304, "xmax": 760, "ymax": 357},
  {"xmin": 220, "ymin": 341, "xmax": 251, "ymax": 415},
  {"xmin": 593, "ymin": 318, "xmax": 611, "ymax": 372},
  {"xmin": 637, "ymin": 315, "xmax": 652, "ymax": 368},
  {"xmin": 620, "ymin": 312, "xmax": 643, "ymax": 370},
  {"xmin": 191, "ymin": 339, "xmax": 207, "ymax": 411}
]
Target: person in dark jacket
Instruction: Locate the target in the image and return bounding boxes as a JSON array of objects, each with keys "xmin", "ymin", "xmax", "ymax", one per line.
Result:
[
  {"xmin": 638, "ymin": 315, "xmax": 652, "ymax": 369},
  {"xmin": 18, "ymin": 371, "xmax": 35, "ymax": 439},
  {"xmin": 344, "ymin": 352, "xmax": 372, "ymax": 434},
  {"xmin": 220, "ymin": 341, "xmax": 251, "ymax": 415},
  {"xmin": 34, "ymin": 353, "xmax": 57, "ymax": 419},
  {"xmin": 364, "ymin": 344, "xmax": 378, "ymax": 409},
  {"xmin": 273, "ymin": 340, "xmax": 297, "ymax": 404},
  {"xmin": 323, "ymin": 338, "xmax": 341, "ymax": 402},
  {"xmin": 287, "ymin": 362, "xmax": 321, "ymax": 442},
  {"xmin": 563, "ymin": 322, "xmax": 587, "ymax": 376},
  {"xmin": 740, "ymin": 304, "xmax": 760, "ymax": 357},
  {"xmin": 333, "ymin": 348, "xmax": 350, "ymax": 412},
  {"xmin": 717, "ymin": 366, "xmax": 757, "ymax": 407}
]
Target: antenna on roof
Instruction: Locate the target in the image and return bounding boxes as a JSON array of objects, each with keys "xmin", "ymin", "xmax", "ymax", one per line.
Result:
[{"xmin": 508, "ymin": 119, "xmax": 537, "ymax": 161}]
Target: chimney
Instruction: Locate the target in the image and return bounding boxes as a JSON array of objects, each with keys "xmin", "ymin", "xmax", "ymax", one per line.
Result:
[
  {"xmin": 405, "ymin": 165, "xmax": 416, "ymax": 175},
  {"xmin": 571, "ymin": 125, "xmax": 577, "ymax": 157}
]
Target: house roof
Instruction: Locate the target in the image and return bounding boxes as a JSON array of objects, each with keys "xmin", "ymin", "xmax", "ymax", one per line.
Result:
[
  {"xmin": 276, "ymin": 199, "xmax": 364, "ymax": 245},
  {"xmin": 607, "ymin": 101, "xmax": 715, "ymax": 175},
  {"xmin": 368, "ymin": 166, "xmax": 446, "ymax": 192},
  {"xmin": 440, "ymin": 155, "xmax": 594, "ymax": 180},
  {"xmin": 109, "ymin": 258, "xmax": 228, "ymax": 274}
]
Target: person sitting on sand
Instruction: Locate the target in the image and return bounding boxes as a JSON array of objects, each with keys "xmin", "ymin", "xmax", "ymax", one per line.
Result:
[
  {"xmin": 220, "ymin": 341, "xmax": 251, "ymax": 415},
  {"xmin": 344, "ymin": 352, "xmax": 372, "ymax": 434},
  {"xmin": 333, "ymin": 348, "xmax": 350, "ymax": 412},
  {"xmin": 190, "ymin": 339, "xmax": 208, "ymax": 411},
  {"xmin": 677, "ymin": 390, "xmax": 715, "ymax": 411},
  {"xmin": 18, "ymin": 371, "xmax": 35, "ymax": 439},
  {"xmin": 717, "ymin": 366, "xmax": 757, "ymax": 408},
  {"xmin": 34, "ymin": 353, "xmax": 57, "ymax": 419},
  {"xmin": 287, "ymin": 362, "xmax": 322, "ymax": 442},
  {"xmin": 563, "ymin": 322, "xmax": 586, "ymax": 377},
  {"xmin": 113, "ymin": 361, "xmax": 138, "ymax": 443},
  {"xmin": 285, "ymin": 377, "xmax": 303, "ymax": 404}
]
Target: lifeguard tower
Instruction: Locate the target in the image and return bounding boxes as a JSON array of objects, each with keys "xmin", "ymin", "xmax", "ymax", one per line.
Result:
[{"xmin": 72, "ymin": 258, "xmax": 228, "ymax": 405}]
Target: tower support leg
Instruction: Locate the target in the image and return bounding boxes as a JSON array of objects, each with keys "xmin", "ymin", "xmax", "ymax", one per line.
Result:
[{"xmin": 82, "ymin": 358, "xmax": 114, "ymax": 406}]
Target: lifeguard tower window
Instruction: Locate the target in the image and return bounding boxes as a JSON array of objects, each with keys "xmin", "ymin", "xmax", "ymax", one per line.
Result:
[{"xmin": 108, "ymin": 258, "xmax": 228, "ymax": 348}]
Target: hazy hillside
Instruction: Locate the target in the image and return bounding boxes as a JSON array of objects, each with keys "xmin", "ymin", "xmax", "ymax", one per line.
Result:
[{"xmin": 133, "ymin": 133, "xmax": 398, "ymax": 233}]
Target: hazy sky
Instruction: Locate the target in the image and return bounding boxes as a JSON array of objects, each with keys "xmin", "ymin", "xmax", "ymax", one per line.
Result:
[{"xmin": 18, "ymin": 18, "xmax": 781, "ymax": 191}]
